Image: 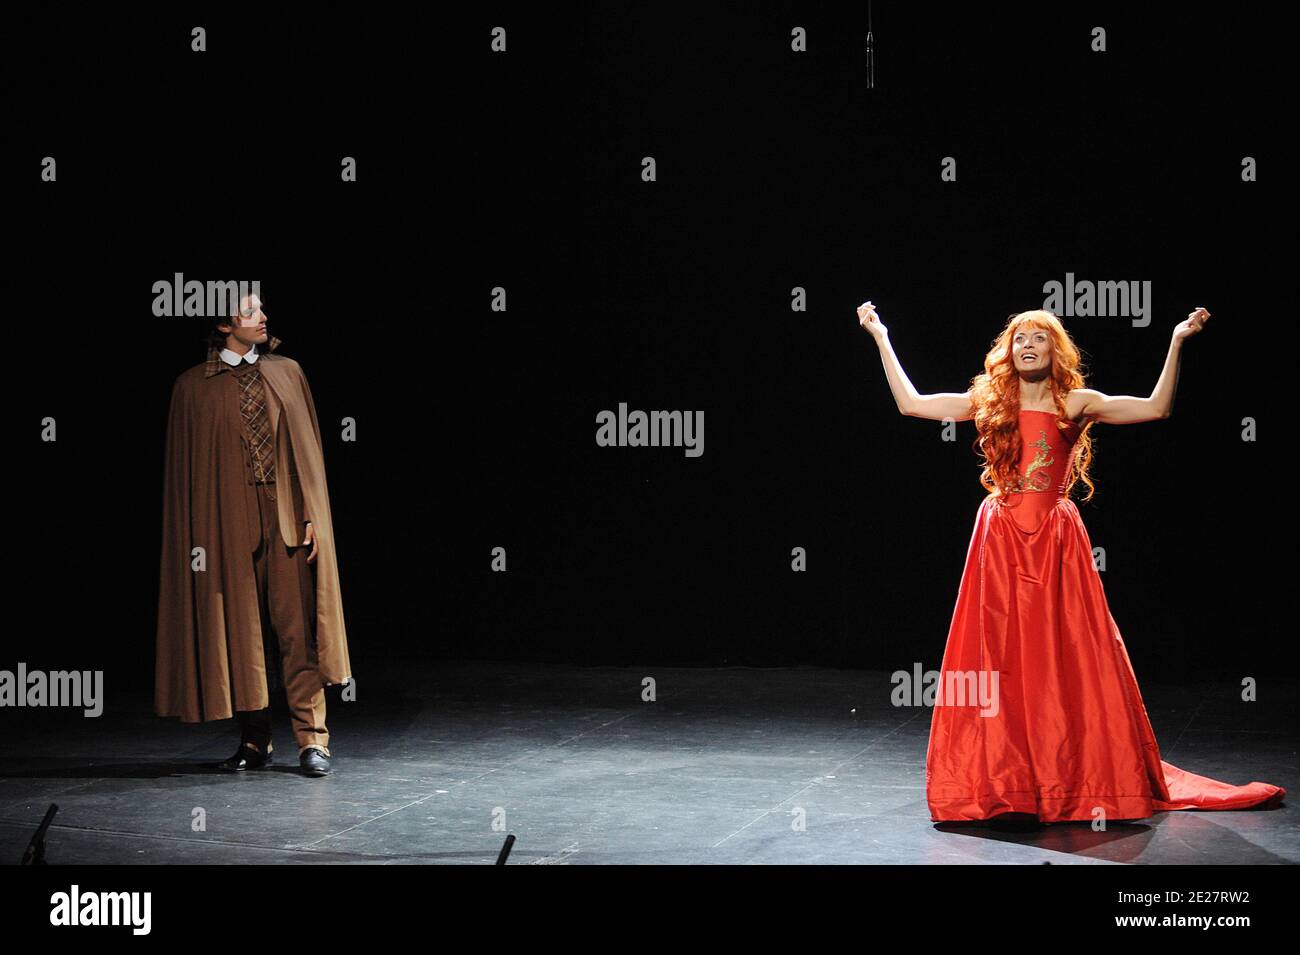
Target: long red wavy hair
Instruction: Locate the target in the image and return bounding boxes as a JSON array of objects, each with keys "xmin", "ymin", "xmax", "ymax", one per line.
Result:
[{"xmin": 967, "ymin": 310, "xmax": 1096, "ymax": 502}]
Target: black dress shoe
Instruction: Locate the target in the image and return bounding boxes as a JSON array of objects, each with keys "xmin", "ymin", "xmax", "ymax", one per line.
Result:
[
  {"xmin": 300, "ymin": 747, "xmax": 331, "ymax": 777},
  {"xmin": 218, "ymin": 741, "xmax": 273, "ymax": 772}
]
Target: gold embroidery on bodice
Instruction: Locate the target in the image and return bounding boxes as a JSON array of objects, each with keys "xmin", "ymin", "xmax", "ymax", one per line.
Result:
[{"xmin": 1011, "ymin": 429, "xmax": 1055, "ymax": 493}]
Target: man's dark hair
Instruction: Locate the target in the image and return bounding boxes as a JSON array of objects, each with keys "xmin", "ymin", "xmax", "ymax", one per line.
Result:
[{"xmin": 204, "ymin": 315, "xmax": 232, "ymax": 351}]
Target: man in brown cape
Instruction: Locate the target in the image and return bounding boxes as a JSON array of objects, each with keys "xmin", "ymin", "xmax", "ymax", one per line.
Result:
[{"xmin": 155, "ymin": 293, "xmax": 352, "ymax": 776}]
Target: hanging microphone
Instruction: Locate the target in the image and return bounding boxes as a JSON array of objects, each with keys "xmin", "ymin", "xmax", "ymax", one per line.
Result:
[{"xmin": 865, "ymin": 0, "xmax": 875, "ymax": 89}]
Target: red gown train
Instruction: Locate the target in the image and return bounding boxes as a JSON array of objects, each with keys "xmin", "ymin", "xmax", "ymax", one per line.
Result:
[{"xmin": 925, "ymin": 410, "xmax": 1286, "ymax": 822}]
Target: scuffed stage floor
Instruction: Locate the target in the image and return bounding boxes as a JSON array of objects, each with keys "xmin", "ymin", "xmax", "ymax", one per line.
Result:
[{"xmin": 0, "ymin": 662, "xmax": 1293, "ymax": 865}]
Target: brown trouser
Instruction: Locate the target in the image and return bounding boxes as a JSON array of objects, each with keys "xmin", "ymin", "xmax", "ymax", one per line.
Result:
[{"xmin": 238, "ymin": 480, "xmax": 330, "ymax": 757}]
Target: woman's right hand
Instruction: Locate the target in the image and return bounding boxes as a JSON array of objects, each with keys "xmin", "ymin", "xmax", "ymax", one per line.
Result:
[{"xmin": 857, "ymin": 300, "xmax": 888, "ymax": 341}]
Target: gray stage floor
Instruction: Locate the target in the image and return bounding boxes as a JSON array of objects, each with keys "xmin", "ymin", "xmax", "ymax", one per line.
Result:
[{"xmin": 0, "ymin": 662, "xmax": 1293, "ymax": 864}]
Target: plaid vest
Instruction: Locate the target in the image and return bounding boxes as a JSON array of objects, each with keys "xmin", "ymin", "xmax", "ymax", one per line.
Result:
[
  {"xmin": 229, "ymin": 363, "xmax": 276, "ymax": 484},
  {"xmin": 206, "ymin": 337, "xmax": 283, "ymax": 485}
]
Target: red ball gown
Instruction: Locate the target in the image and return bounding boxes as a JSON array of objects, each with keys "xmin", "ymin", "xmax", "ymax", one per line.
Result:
[{"xmin": 925, "ymin": 409, "xmax": 1286, "ymax": 822}]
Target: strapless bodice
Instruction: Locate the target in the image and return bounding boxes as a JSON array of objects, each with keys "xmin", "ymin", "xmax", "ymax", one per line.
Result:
[{"xmin": 995, "ymin": 410, "xmax": 1083, "ymax": 533}]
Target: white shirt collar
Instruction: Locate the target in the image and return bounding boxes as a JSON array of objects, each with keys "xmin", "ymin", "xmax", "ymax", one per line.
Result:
[{"xmin": 219, "ymin": 343, "xmax": 260, "ymax": 367}]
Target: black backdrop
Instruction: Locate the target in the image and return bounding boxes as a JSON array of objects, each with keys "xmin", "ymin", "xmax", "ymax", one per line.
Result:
[{"xmin": 12, "ymin": 4, "xmax": 1291, "ymax": 697}]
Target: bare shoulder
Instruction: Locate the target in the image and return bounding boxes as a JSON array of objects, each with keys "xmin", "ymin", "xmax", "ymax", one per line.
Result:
[{"xmin": 1066, "ymin": 388, "xmax": 1101, "ymax": 424}]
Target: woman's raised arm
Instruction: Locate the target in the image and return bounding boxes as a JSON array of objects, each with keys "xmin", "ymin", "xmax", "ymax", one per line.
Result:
[
  {"xmin": 1073, "ymin": 306, "xmax": 1211, "ymax": 424},
  {"xmin": 858, "ymin": 301, "xmax": 974, "ymax": 421}
]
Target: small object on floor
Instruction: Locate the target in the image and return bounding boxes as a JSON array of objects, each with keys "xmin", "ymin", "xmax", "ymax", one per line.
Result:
[
  {"xmin": 21, "ymin": 803, "xmax": 59, "ymax": 865},
  {"xmin": 300, "ymin": 747, "xmax": 331, "ymax": 777},
  {"xmin": 218, "ymin": 742, "xmax": 273, "ymax": 772}
]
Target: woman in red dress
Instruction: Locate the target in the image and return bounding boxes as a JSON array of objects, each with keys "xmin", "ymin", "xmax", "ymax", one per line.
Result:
[{"xmin": 858, "ymin": 302, "xmax": 1285, "ymax": 825}]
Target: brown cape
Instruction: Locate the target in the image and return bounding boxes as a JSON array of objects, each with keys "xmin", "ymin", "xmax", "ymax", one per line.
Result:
[{"xmin": 155, "ymin": 340, "xmax": 352, "ymax": 723}]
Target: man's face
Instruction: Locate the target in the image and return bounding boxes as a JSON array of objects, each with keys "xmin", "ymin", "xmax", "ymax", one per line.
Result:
[{"xmin": 221, "ymin": 294, "xmax": 269, "ymax": 347}]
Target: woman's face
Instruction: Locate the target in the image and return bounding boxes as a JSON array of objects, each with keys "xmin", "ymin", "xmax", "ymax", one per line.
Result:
[{"xmin": 1011, "ymin": 326, "xmax": 1052, "ymax": 376}]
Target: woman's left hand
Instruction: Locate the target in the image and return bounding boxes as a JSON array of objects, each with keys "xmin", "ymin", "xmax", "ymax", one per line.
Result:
[{"xmin": 1173, "ymin": 306, "xmax": 1211, "ymax": 343}]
